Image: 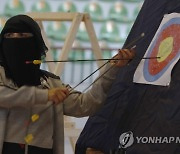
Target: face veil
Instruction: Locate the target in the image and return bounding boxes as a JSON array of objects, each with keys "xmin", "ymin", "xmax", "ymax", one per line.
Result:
[{"xmin": 0, "ymin": 15, "xmax": 48, "ymax": 87}]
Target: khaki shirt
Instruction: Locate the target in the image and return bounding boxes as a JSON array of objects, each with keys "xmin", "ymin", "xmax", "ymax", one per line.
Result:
[{"xmin": 0, "ymin": 64, "xmax": 119, "ymax": 154}]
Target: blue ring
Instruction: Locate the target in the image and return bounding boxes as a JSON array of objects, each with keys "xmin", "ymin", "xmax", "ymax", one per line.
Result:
[{"xmin": 143, "ymin": 17, "xmax": 180, "ymax": 82}]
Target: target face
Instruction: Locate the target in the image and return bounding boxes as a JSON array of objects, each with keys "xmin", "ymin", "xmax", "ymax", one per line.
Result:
[{"xmin": 134, "ymin": 13, "xmax": 180, "ymax": 86}]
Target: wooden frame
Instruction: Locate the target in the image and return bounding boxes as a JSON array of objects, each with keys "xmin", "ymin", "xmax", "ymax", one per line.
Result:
[{"xmin": 27, "ymin": 12, "xmax": 103, "ymax": 75}]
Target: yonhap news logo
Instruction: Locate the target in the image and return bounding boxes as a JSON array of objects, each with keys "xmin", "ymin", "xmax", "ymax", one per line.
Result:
[
  {"xmin": 136, "ymin": 136, "xmax": 180, "ymax": 144},
  {"xmin": 119, "ymin": 131, "xmax": 134, "ymax": 148},
  {"xmin": 119, "ymin": 131, "xmax": 180, "ymax": 149}
]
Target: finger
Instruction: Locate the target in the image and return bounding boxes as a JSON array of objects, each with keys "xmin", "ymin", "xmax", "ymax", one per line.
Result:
[
  {"xmin": 130, "ymin": 49, "xmax": 136, "ymax": 57},
  {"xmin": 58, "ymin": 91, "xmax": 67, "ymax": 100},
  {"xmin": 119, "ymin": 48, "xmax": 135, "ymax": 57},
  {"xmin": 120, "ymin": 50, "xmax": 129, "ymax": 59},
  {"xmin": 117, "ymin": 50, "xmax": 123, "ymax": 58},
  {"xmin": 56, "ymin": 87, "xmax": 69, "ymax": 95},
  {"xmin": 51, "ymin": 91, "xmax": 64, "ymax": 104},
  {"xmin": 110, "ymin": 53, "xmax": 120, "ymax": 65},
  {"xmin": 61, "ymin": 88, "xmax": 70, "ymax": 96},
  {"xmin": 128, "ymin": 48, "xmax": 136, "ymax": 58},
  {"xmin": 58, "ymin": 89, "xmax": 69, "ymax": 99},
  {"xmin": 121, "ymin": 49, "xmax": 135, "ymax": 60},
  {"xmin": 122, "ymin": 49, "xmax": 132, "ymax": 58},
  {"xmin": 115, "ymin": 50, "xmax": 129, "ymax": 66},
  {"xmin": 52, "ymin": 95, "xmax": 59, "ymax": 105}
]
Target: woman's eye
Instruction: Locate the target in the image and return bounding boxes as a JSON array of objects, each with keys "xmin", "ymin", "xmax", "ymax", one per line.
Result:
[
  {"xmin": 19, "ymin": 33, "xmax": 33, "ymax": 37},
  {"xmin": 4, "ymin": 33, "xmax": 33, "ymax": 38},
  {"xmin": 19, "ymin": 33, "xmax": 24, "ymax": 37},
  {"xmin": 4, "ymin": 33, "xmax": 12, "ymax": 38}
]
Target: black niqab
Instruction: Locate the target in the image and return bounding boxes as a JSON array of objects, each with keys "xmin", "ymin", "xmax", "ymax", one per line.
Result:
[{"xmin": 0, "ymin": 15, "xmax": 48, "ymax": 87}]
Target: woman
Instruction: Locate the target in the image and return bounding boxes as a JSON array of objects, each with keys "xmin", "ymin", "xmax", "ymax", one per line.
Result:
[{"xmin": 0, "ymin": 15, "xmax": 135, "ymax": 154}]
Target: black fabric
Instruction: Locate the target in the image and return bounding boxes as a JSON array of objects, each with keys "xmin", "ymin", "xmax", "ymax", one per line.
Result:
[
  {"xmin": 2, "ymin": 142, "xmax": 53, "ymax": 154},
  {"xmin": 28, "ymin": 145, "xmax": 53, "ymax": 154},
  {"xmin": 76, "ymin": 0, "xmax": 180, "ymax": 154},
  {"xmin": 41, "ymin": 70, "xmax": 60, "ymax": 80},
  {"xmin": 2, "ymin": 142, "xmax": 25, "ymax": 154},
  {"xmin": 0, "ymin": 15, "xmax": 48, "ymax": 87},
  {"xmin": 2, "ymin": 37, "xmax": 41, "ymax": 86},
  {"xmin": 0, "ymin": 14, "xmax": 48, "ymax": 61}
]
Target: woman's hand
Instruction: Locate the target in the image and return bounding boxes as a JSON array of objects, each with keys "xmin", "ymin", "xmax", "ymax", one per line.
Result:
[
  {"xmin": 111, "ymin": 48, "xmax": 135, "ymax": 67},
  {"xmin": 48, "ymin": 87, "xmax": 69, "ymax": 105}
]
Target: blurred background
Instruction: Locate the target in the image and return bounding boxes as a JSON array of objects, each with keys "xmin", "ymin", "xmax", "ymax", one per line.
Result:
[{"xmin": 0, "ymin": 0, "xmax": 144, "ymax": 153}]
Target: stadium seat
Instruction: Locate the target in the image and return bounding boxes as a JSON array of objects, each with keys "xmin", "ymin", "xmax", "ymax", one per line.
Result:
[
  {"xmin": 123, "ymin": 0, "xmax": 144, "ymax": 3},
  {"xmin": 99, "ymin": 21, "xmax": 121, "ymax": 42},
  {"xmin": 4, "ymin": 0, "xmax": 25, "ymax": 17},
  {"xmin": 58, "ymin": 1, "xmax": 77, "ymax": 12},
  {"xmin": 0, "ymin": 17, "xmax": 6, "ymax": 32},
  {"xmin": 49, "ymin": 41, "xmax": 60, "ymax": 61},
  {"xmin": 99, "ymin": 41, "xmax": 112, "ymax": 59},
  {"xmin": 83, "ymin": 2, "xmax": 104, "ymax": 22},
  {"xmin": 76, "ymin": 22, "xmax": 89, "ymax": 42},
  {"xmin": 31, "ymin": 0, "xmax": 51, "ymax": 12},
  {"xmin": 108, "ymin": 2, "xmax": 130, "ymax": 23},
  {"xmin": 125, "ymin": 23, "xmax": 133, "ymax": 38},
  {"xmin": 99, "ymin": 0, "xmax": 116, "ymax": 1},
  {"xmin": 68, "ymin": 40, "xmax": 84, "ymax": 61},
  {"xmin": 68, "ymin": 40, "xmax": 85, "ymax": 83},
  {"xmin": 46, "ymin": 21, "xmax": 67, "ymax": 41},
  {"xmin": 132, "ymin": 3, "xmax": 143, "ymax": 20}
]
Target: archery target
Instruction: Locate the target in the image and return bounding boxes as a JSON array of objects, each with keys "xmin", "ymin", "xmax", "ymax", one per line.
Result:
[{"xmin": 134, "ymin": 13, "xmax": 180, "ymax": 86}]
